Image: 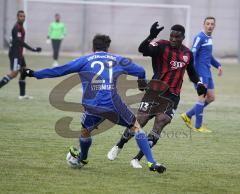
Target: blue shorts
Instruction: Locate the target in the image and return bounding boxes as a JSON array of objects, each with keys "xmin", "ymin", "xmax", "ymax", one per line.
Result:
[
  {"xmin": 81, "ymin": 96, "xmax": 136, "ymax": 131},
  {"xmin": 195, "ymin": 76, "xmax": 215, "ymax": 90}
]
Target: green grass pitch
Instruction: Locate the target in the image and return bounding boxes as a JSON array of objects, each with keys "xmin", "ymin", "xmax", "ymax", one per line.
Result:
[{"xmin": 0, "ymin": 53, "xmax": 240, "ymax": 194}]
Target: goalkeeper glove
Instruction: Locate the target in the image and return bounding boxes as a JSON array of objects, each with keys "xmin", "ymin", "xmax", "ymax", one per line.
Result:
[
  {"xmin": 137, "ymin": 79, "xmax": 148, "ymax": 91},
  {"xmin": 22, "ymin": 68, "xmax": 34, "ymax": 77},
  {"xmin": 149, "ymin": 22, "xmax": 164, "ymax": 39},
  {"xmin": 33, "ymin": 47, "xmax": 42, "ymax": 52},
  {"xmin": 196, "ymin": 82, "xmax": 207, "ymax": 96}
]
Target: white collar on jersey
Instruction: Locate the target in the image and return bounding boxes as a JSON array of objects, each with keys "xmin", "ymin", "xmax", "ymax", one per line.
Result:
[
  {"xmin": 201, "ymin": 31, "xmax": 212, "ymax": 38},
  {"xmin": 94, "ymin": 51, "xmax": 107, "ymax": 53}
]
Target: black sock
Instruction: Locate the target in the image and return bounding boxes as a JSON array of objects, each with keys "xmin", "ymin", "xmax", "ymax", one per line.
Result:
[
  {"xmin": 133, "ymin": 133, "xmax": 159, "ymax": 161},
  {"xmin": 133, "ymin": 150, "xmax": 144, "ymax": 161},
  {"xmin": 116, "ymin": 128, "xmax": 134, "ymax": 149},
  {"xmin": 19, "ymin": 80, "xmax": 26, "ymax": 96},
  {"xmin": 0, "ymin": 75, "xmax": 11, "ymax": 88},
  {"xmin": 116, "ymin": 137, "xmax": 129, "ymax": 149}
]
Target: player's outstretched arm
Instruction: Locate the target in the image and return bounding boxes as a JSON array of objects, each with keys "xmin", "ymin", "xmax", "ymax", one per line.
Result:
[
  {"xmin": 23, "ymin": 58, "xmax": 84, "ymax": 79},
  {"xmin": 120, "ymin": 58, "xmax": 147, "ymax": 91},
  {"xmin": 22, "ymin": 41, "xmax": 42, "ymax": 52},
  {"xmin": 12, "ymin": 27, "xmax": 42, "ymax": 52},
  {"xmin": 121, "ymin": 58, "xmax": 146, "ymax": 79},
  {"xmin": 138, "ymin": 22, "xmax": 164, "ymax": 56}
]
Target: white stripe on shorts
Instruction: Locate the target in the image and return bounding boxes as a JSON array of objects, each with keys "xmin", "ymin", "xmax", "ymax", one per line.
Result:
[{"xmin": 13, "ymin": 58, "xmax": 20, "ymax": 71}]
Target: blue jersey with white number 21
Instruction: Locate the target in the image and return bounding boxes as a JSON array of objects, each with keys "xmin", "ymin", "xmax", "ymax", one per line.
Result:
[{"xmin": 33, "ymin": 51, "xmax": 146, "ymax": 111}]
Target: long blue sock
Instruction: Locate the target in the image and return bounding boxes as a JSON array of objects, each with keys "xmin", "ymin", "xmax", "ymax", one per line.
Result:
[
  {"xmin": 135, "ymin": 129, "xmax": 155, "ymax": 163},
  {"xmin": 186, "ymin": 104, "xmax": 197, "ymax": 118},
  {"xmin": 195, "ymin": 102, "xmax": 205, "ymax": 128},
  {"xmin": 79, "ymin": 137, "xmax": 92, "ymax": 160},
  {"xmin": 187, "ymin": 101, "xmax": 210, "ymax": 118}
]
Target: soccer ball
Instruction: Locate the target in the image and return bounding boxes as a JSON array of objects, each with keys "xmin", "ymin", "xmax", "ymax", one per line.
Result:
[{"xmin": 66, "ymin": 152, "xmax": 79, "ymax": 168}]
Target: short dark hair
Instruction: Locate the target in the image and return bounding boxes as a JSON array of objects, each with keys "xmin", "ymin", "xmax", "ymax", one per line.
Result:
[
  {"xmin": 171, "ymin": 24, "xmax": 185, "ymax": 36},
  {"xmin": 204, "ymin": 16, "xmax": 216, "ymax": 24},
  {"xmin": 93, "ymin": 34, "xmax": 111, "ymax": 52},
  {"xmin": 17, "ymin": 10, "xmax": 25, "ymax": 16}
]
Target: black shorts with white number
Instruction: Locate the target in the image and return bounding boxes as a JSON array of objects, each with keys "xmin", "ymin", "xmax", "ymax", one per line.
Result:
[
  {"xmin": 9, "ymin": 54, "xmax": 26, "ymax": 71},
  {"xmin": 138, "ymin": 90, "xmax": 180, "ymax": 119}
]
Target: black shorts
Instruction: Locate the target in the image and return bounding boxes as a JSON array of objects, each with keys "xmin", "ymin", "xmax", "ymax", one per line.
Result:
[
  {"xmin": 9, "ymin": 55, "xmax": 26, "ymax": 71},
  {"xmin": 138, "ymin": 90, "xmax": 180, "ymax": 119}
]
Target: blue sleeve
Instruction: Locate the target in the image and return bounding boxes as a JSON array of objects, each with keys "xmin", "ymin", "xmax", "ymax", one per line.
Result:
[
  {"xmin": 192, "ymin": 36, "xmax": 202, "ymax": 59},
  {"xmin": 119, "ymin": 58, "xmax": 146, "ymax": 79},
  {"xmin": 211, "ymin": 55, "xmax": 221, "ymax": 68},
  {"xmin": 34, "ymin": 57, "xmax": 85, "ymax": 79}
]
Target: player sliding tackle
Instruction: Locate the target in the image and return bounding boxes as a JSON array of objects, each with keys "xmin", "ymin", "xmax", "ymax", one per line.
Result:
[
  {"xmin": 23, "ymin": 34, "xmax": 166, "ymax": 173},
  {"xmin": 108, "ymin": 22, "xmax": 207, "ymax": 169}
]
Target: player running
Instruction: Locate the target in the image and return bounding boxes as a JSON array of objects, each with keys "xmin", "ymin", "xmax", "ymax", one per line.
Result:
[
  {"xmin": 23, "ymin": 34, "xmax": 166, "ymax": 174},
  {"xmin": 0, "ymin": 10, "xmax": 42, "ymax": 99},
  {"xmin": 181, "ymin": 16, "xmax": 223, "ymax": 132},
  {"xmin": 107, "ymin": 22, "xmax": 207, "ymax": 168}
]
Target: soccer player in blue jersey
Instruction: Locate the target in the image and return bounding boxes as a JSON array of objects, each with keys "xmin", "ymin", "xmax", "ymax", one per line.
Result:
[
  {"xmin": 23, "ymin": 34, "xmax": 166, "ymax": 173},
  {"xmin": 181, "ymin": 16, "xmax": 223, "ymax": 132}
]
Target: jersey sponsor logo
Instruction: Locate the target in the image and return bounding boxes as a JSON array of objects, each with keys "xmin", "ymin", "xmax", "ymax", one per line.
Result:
[
  {"xmin": 17, "ymin": 32, "xmax": 22, "ymax": 37},
  {"xmin": 170, "ymin": 61, "xmax": 186, "ymax": 70},
  {"xmin": 182, "ymin": 55, "xmax": 189, "ymax": 63}
]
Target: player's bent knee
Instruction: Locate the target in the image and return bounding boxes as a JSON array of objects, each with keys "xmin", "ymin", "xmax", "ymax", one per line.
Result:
[
  {"xmin": 206, "ymin": 95, "xmax": 215, "ymax": 103},
  {"xmin": 129, "ymin": 120, "xmax": 141, "ymax": 133},
  {"xmin": 80, "ymin": 128, "xmax": 91, "ymax": 138},
  {"xmin": 9, "ymin": 71, "xmax": 18, "ymax": 78},
  {"xmin": 198, "ymin": 95, "xmax": 206, "ymax": 102}
]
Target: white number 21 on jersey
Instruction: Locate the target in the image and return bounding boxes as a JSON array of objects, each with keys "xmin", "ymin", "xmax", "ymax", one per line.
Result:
[{"xmin": 91, "ymin": 60, "xmax": 113, "ymax": 84}]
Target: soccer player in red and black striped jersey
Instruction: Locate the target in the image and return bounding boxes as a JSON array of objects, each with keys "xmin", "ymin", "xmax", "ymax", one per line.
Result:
[
  {"xmin": 107, "ymin": 22, "xmax": 207, "ymax": 169},
  {"xmin": 0, "ymin": 10, "xmax": 41, "ymax": 99}
]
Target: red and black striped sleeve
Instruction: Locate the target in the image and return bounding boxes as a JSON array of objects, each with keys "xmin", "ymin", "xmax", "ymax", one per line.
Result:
[{"xmin": 138, "ymin": 36, "xmax": 162, "ymax": 57}]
